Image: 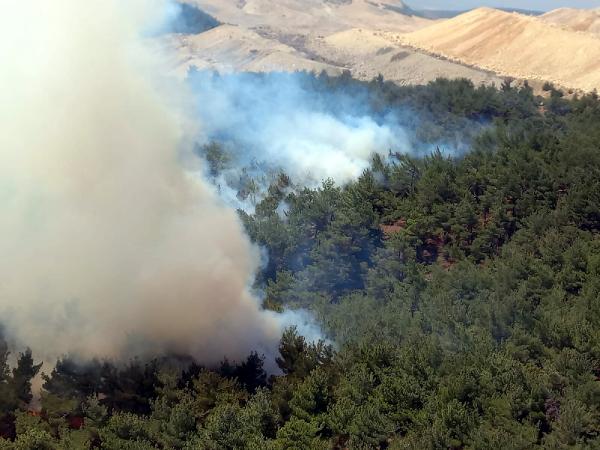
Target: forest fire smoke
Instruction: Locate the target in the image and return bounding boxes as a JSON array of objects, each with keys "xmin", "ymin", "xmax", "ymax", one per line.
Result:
[
  {"xmin": 0, "ymin": 0, "xmax": 286, "ymax": 364},
  {"xmin": 189, "ymin": 71, "xmax": 406, "ymax": 186}
]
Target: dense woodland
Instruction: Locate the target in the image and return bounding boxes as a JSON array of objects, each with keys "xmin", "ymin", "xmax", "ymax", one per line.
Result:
[{"xmin": 1, "ymin": 74, "xmax": 600, "ymax": 449}]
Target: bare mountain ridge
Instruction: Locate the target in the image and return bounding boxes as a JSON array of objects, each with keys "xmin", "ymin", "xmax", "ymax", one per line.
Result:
[
  {"xmin": 185, "ymin": 0, "xmax": 428, "ymax": 34},
  {"xmin": 541, "ymin": 7, "xmax": 600, "ymax": 35},
  {"xmin": 170, "ymin": 0, "xmax": 503, "ymax": 87},
  {"xmin": 171, "ymin": 2, "xmax": 600, "ymax": 93},
  {"xmin": 399, "ymin": 7, "xmax": 600, "ymax": 93}
]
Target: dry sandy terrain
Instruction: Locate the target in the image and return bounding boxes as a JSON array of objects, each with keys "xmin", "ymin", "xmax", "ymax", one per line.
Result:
[
  {"xmin": 169, "ymin": 0, "xmax": 504, "ymax": 87},
  {"xmin": 399, "ymin": 7, "xmax": 600, "ymax": 92},
  {"xmin": 169, "ymin": 1, "xmax": 600, "ymax": 92},
  {"xmin": 308, "ymin": 28, "xmax": 501, "ymax": 85},
  {"xmin": 541, "ymin": 8, "xmax": 600, "ymax": 35},
  {"xmin": 185, "ymin": 0, "xmax": 430, "ymax": 34},
  {"xmin": 166, "ymin": 25, "xmax": 340, "ymax": 77}
]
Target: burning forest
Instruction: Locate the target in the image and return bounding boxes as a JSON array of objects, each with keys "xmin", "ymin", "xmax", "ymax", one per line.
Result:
[{"xmin": 0, "ymin": 0, "xmax": 599, "ymax": 448}]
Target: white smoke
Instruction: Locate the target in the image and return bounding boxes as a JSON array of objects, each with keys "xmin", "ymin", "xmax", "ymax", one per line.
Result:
[
  {"xmin": 188, "ymin": 71, "xmax": 411, "ymax": 187},
  {"xmin": 0, "ymin": 0, "xmax": 290, "ymax": 364}
]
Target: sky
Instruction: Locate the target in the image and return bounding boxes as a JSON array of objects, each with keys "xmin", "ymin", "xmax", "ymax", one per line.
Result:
[{"xmin": 414, "ymin": 0, "xmax": 600, "ymax": 11}]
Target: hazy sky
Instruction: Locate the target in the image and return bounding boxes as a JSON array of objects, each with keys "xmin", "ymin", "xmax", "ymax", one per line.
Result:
[{"xmin": 414, "ymin": 0, "xmax": 600, "ymax": 11}]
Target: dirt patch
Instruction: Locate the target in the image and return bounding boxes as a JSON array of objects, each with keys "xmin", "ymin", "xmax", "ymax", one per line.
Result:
[
  {"xmin": 390, "ymin": 50, "xmax": 410, "ymax": 62},
  {"xmin": 376, "ymin": 46, "xmax": 394, "ymax": 55}
]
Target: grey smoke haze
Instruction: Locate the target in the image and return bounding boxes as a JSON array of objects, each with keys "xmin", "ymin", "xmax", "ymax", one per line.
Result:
[{"xmin": 0, "ymin": 0, "xmax": 299, "ymax": 365}]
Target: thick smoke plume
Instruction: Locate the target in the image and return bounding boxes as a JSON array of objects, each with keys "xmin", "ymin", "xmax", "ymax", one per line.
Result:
[{"xmin": 0, "ymin": 0, "xmax": 286, "ymax": 364}]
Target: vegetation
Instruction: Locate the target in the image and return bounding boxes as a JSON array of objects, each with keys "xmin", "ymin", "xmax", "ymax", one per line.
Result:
[
  {"xmin": 168, "ymin": 3, "xmax": 220, "ymax": 35},
  {"xmin": 2, "ymin": 76, "xmax": 600, "ymax": 448}
]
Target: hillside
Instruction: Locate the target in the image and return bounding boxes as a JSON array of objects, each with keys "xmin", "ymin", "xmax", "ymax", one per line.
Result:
[
  {"xmin": 169, "ymin": 1, "xmax": 502, "ymax": 87},
  {"xmin": 541, "ymin": 7, "xmax": 600, "ymax": 35},
  {"xmin": 399, "ymin": 7, "xmax": 600, "ymax": 92},
  {"xmin": 166, "ymin": 25, "xmax": 340, "ymax": 76},
  {"xmin": 310, "ymin": 28, "xmax": 501, "ymax": 85},
  {"xmin": 185, "ymin": 0, "xmax": 430, "ymax": 34}
]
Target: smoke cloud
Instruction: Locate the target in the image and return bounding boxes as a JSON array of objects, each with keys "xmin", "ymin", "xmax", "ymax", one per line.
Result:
[
  {"xmin": 189, "ymin": 70, "xmax": 410, "ymax": 188},
  {"xmin": 0, "ymin": 0, "xmax": 285, "ymax": 364}
]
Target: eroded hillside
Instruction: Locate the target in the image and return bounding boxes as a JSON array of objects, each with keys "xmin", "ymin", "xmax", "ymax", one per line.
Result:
[
  {"xmin": 168, "ymin": 0, "xmax": 503, "ymax": 87},
  {"xmin": 399, "ymin": 7, "xmax": 600, "ymax": 92}
]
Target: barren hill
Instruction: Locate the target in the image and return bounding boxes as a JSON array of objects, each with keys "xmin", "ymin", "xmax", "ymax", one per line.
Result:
[
  {"xmin": 185, "ymin": 0, "xmax": 429, "ymax": 34},
  {"xmin": 169, "ymin": 1, "xmax": 503, "ymax": 87},
  {"xmin": 541, "ymin": 7, "xmax": 600, "ymax": 35},
  {"xmin": 166, "ymin": 24, "xmax": 339, "ymax": 76},
  {"xmin": 309, "ymin": 28, "xmax": 501, "ymax": 85},
  {"xmin": 399, "ymin": 7, "xmax": 600, "ymax": 92}
]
